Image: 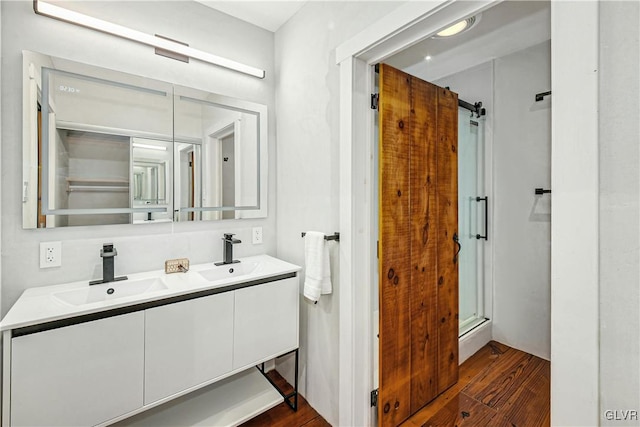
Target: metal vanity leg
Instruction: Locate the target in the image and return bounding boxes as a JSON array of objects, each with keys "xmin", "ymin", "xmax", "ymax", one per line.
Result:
[{"xmin": 256, "ymin": 348, "xmax": 299, "ymax": 412}]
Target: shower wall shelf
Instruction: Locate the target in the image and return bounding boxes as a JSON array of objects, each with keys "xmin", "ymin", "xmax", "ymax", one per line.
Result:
[{"xmin": 66, "ymin": 177, "xmax": 129, "ymax": 193}]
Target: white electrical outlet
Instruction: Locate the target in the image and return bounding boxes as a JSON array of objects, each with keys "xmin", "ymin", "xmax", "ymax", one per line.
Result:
[
  {"xmin": 252, "ymin": 227, "xmax": 263, "ymax": 244},
  {"xmin": 40, "ymin": 241, "xmax": 62, "ymax": 268}
]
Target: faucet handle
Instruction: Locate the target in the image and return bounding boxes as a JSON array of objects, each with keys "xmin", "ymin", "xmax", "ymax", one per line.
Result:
[{"xmin": 223, "ymin": 233, "xmax": 235, "ymax": 240}]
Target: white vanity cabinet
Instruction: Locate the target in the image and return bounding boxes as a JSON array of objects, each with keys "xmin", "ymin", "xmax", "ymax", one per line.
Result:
[
  {"xmin": 1, "ymin": 255, "xmax": 302, "ymax": 427},
  {"xmin": 10, "ymin": 312, "xmax": 145, "ymax": 427},
  {"xmin": 144, "ymin": 291, "xmax": 234, "ymax": 404},
  {"xmin": 233, "ymin": 276, "xmax": 299, "ymax": 369}
]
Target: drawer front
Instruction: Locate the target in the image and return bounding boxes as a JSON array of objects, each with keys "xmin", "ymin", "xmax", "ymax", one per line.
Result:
[
  {"xmin": 11, "ymin": 312, "xmax": 144, "ymax": 427},
  {"xmin": 144, "ymin": 291, "xmax": 234, "ymax": 404},
  {"xmin": 233, "ymin": 277, "xmax": 299, "ymax": 369}
]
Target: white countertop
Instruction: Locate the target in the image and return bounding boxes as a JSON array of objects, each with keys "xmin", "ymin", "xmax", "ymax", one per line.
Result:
[{"xmin": 0, "ymin": 254, "xmax": 301, "ymax": 332}]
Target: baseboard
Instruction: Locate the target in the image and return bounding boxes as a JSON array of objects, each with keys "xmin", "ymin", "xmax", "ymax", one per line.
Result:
[{"xmin": 459, "ymin": 320, "xmax": 492, "ymax": 364}]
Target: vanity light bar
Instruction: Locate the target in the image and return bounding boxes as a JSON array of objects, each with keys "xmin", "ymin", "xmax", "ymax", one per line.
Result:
[{"xmin": 33, "ymin": 0, "xmax": 266, "ymax": 79}]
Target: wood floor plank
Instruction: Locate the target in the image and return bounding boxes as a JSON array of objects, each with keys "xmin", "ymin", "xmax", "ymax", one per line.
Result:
[
  {"xmin": 462, "ymin": 348, "xmax": 545, "ymax": 409},
  {"xmin": 501, "ymin": 359, "xmax": 550, "ymax": 427},
  {"xmin": 240, "ymin": 371, "xmax": 325, "ymax": 427},
  {"xmin": 421, "ymin": 392, "xmax": 496, "ymax": 427},
  {"xmin": 486, "ymin": 414, "xmax": 518, "ymax": 427},
  {"xmin": 488, "ymin": 341, "xmax": 511, "ymax": 356},
  {"xmin": 300, "ymin": 416, "xmax": 332, "ymax": 427},
  {"xmin": 245, "ymin": 343, "xmax": 549, "ymax": 427},
  {"xmin": 240, "ymin": 395, "xmax": 318, "ymax": 427},
  {"xmin": 400, "ymin": 341, "xmax": 508, "ymax": 426},
  {"xmin": 458, "ymin": 341, "xmax": 506, "ymax": 385}
]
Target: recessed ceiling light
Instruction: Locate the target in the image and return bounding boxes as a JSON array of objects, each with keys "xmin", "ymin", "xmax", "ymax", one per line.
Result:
[
  {"xmin": 433, "ymin": 15, "xmax": 480, "ymax": 38},
  {"xmin": 425, "ymin": 55, "xmax": 432, "ymax": 61}
]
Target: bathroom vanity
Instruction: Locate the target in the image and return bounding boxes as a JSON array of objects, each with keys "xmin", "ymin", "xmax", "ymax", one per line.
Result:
[{"xmin": 0, "ymin": 255, "xmax": 300, "ymax": 427}]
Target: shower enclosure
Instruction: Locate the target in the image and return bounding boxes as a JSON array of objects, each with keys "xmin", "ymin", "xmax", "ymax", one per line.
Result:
[{"xmin": 457, "ymin": 106, "xmax": 487, "ymax": 336}]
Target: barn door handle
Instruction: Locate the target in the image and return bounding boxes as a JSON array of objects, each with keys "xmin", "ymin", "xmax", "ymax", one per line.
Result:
[{"xmin": 453, "ymin": 233, "xmax": 461, "ymax": 264}]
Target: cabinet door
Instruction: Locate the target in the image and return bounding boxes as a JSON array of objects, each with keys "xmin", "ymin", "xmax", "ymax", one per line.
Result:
[
  {"xmin": 11, "ymin": 312, "xmax": 144, "ymax": 427},
  {"xmin": 233, "ymin": 277, "xmax": 299, "ymax": 369},
  {"xmin": 144, "ymin": 292, "xmax": 234, "ymax": 404}
]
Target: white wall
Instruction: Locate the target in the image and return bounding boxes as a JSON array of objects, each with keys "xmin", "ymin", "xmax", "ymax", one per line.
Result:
[
  {"xmin": 1, "ymin": 1, "xmax": 276, "ymax": 315},
  {"xmin": 274, "ymin": 2, "xmax": 402, "ymax": 424},
  {"xmin": 492, "ymin": 41, "xmax": 551, "ymax": 360},
  {"xmin": 551, "ymin": 2, "xmax": 600, "ymax": 424},
  {"xmin": 599, "ymin": 1, "xmax": 640, "ymax": 425},
  {"xmin": 433, "ymin": 62, "xmax": 494, "ymax": 113}
]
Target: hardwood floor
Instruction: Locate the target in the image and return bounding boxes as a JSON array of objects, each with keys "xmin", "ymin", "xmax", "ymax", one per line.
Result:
[
  {"xmin": 242, "ymin": 341, "xmax": 549, "ymax": 427},
  {"xmin": 240, "ymin": 370, "xmax": 330, "ymax": 427},
  {"xmin": 402, "ymin": 341, "xmax": 550, "ymax": 427}
]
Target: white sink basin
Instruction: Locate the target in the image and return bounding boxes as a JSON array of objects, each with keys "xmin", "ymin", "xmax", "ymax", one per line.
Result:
[
  {"xmin": 198, "ymin": 261, "xmax": 260, "ymax": 282},
  {"xmin": 52, "ymin": 277, "xmax": 168, "ymax": 306}
]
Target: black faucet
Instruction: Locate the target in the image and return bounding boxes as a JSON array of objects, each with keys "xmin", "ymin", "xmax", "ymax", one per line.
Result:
[
  {"xmin": 215, "ymin": 233, "xmax": 241, "ymax": 266},
  {"xmin": 90, "ymin": 243, "xmax": 128, "ymax": 285}
]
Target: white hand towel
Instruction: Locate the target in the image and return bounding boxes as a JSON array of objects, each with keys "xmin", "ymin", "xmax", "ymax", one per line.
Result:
[{"xmin": 303, "ymin": 231, "xmax": 332, "ymax": 302}]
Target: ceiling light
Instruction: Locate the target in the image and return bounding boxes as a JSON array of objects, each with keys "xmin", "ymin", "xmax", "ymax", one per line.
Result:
[
  {"xmin": 133, "ymin": 143, "xmax": 167, "ymax": 151},
  {"xmin": 434, "ymin": 15, "xmax": 479, "ymax": 38},
  {"xmin": 33, "ymin": 0, "xmax": 266, "ymax": 79},
  {"xmin": 425, "ymin": 55, "xmax": 432, "ymax": 61}
]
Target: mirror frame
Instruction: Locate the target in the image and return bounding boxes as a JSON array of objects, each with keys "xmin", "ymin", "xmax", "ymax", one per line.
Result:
[
  {"xmin": 22, "ymin": 51, "xmax": 268, "ymax": 228},
  {"xmin": 173, "ymin": 85, "xmax": 267, "ymax": 219}
]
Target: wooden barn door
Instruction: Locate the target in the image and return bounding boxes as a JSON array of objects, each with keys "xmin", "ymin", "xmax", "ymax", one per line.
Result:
[{"xmin": 377, "ymin": 63, "xmax": 459, "ymax": 426}]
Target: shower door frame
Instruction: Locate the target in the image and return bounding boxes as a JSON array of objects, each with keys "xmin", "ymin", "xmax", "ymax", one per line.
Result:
[{"xmin": 457, "ymin": 107, "xmax": 490, "ymax": 339}]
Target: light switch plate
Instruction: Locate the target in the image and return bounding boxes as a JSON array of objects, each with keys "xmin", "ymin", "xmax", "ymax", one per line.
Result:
[
  {"xmin": 252, "ymin": 227, "xmax": 263, "ymax": 244},
  {"xmin": 40, "ymin": 241, "xmax": 62, "ymax": 268}
]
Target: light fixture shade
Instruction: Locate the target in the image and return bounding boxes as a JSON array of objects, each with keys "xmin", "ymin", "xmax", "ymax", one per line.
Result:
[
  {"xmin": 433, "ymin": 15, "xmax": 480, "ymax": 38},
  {"xmin": 33, "ymin": 0, "xmax": 266, "ymax": 79}
]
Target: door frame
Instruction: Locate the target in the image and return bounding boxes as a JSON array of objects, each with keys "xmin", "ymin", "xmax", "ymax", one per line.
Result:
[{"xmin": 336, "ymin": 2, "xmax": 600, "ymax": 426}]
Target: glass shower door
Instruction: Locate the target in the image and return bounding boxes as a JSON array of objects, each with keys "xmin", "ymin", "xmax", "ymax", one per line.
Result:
[{"xmin": 458, "ymin": 107, "xmax": 486, "ymax": 336}]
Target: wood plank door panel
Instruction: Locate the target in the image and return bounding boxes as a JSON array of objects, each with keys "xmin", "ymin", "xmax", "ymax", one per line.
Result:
[
  {"xmin": 409, "ymin": 77, "xmax": 439, "ymax": 413},
  {"xmin": 378, "ymin": 63, "xmax": 412, "ymax": 427},
  {"xmin": 378, "ymin": 63, "xmax": 458, "ymax": 426},
  {"xmin": 436, "ymin": 87, "xmax": 459, "ymax": 393}
]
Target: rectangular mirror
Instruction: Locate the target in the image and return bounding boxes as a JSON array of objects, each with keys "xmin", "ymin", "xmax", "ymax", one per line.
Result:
[
  {"xmin": 173, "ymin": 86, "xmax": 267, "ymax": 221},
  {"xmin": 22, "ymin": 51, "xmax": 267, "ymax": 228}
]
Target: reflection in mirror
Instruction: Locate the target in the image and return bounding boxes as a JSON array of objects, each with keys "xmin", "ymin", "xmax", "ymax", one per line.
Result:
[
  {"xmin": 22, "ymin": 51, "xmax": 267, "ymax": 229},
  {"xmin": 131, "ymin": 138, "xmax": 172, "ymax": 224},
  {"xmin": 174, "ymin": 88, "xmax": 266, "ymax": 221},
  {"xmin": 23, "ymin": 51, "xmax": 173, "ymax": 228},
  {"xmin": 175, "ymin": 142, "xmax": 201, "ymax": 221},
  {"xmin": 53, "ymin": 129, "xmax": 131, "ymax": 227}
]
